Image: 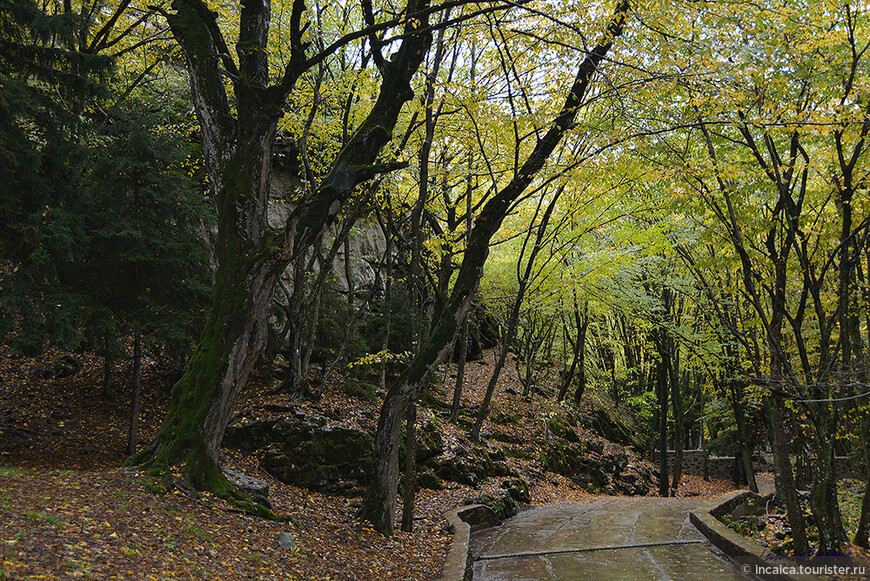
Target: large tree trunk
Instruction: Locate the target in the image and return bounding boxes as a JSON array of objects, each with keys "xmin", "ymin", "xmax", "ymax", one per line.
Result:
[
  {"xmin": 730, "ymin": 382, "xmax": 759, "ymax": 493},
  {"xmin": 358, "ymin": 2, "xmax": 629, "ymax": 534},
  {"xmin": 129, "ymin": 188, "xmax": 283, "ymax": 488},
  {"xmin": 127, "ymin": 326, "xmax": 143, "ymax": 456},
  {"xmin": 655, "ymin": 358, "xmax": 669, "ymax": 497},
  {"xmin": 810, "ymin": 417, "xmax": 848, "ymax": 555},
  {"xmin": 768, "ymin": 391, "xmax": 809, "ymax": 555}
]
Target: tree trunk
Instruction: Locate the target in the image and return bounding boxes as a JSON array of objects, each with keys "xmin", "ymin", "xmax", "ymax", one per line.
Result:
[
  {"xmin": 401, "ymin": 401, "xmax": 417, "ymax": 532},
  {"xmin": 810, "ymin": 420, "xmax": 848, "ymax": 555},
  {"xmin": 127, "ymin": 326, "xmax": 143, "ymax": 456},
  {"xmin": 670, "ymin": 368, "xmax": 684, "ymax": 493},
  {"xmin": 127, "ymin": 0, "xmax": 434, "ymax": 498},
  {"xmin": 557, "ymin": 298, "xmax": 586, "ymax": 403},
  {"xmin": 103, "ymin": 342, "xmax": 119, "ymax": 405},
  {"xmin": 768, "ymin": 392, "xmax": 809, "ymax": 555},
  {"xmin": 449, "ymin": 317, "xmax": 469, "ymax": 423},
  {"xmin": 379, "ymin": 200, "xmax": 393, "ymax": 392},
  {"xmin": 655, "ymin": 358, "xmax": 669, "ymax": 497},
  {"xmin": 571, "ymin": 315, "xmax": 588, "ymax": 404},
  {"xmin": 731, "ymin": 382, "xmax": 759, "ymax": 493},
  {"xmin": 129, "ymin": 217, "xmax": 283, "ymax": 489},
  {"xmin": 855, "ymin": 412, "xmax": 870, "ymax": 548}
]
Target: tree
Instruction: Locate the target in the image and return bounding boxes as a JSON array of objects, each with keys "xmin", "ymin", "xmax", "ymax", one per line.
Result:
[
  {"xmin": 625, "ymin": 0, "xmax": 870, "ymax": 554},
  {"xmin": 358, "ymin": 0, "xmax": 629, "ymax": 534},
  {"xmin": 124, "ymin": 0, "xmax": 452, "ymax": 502}
]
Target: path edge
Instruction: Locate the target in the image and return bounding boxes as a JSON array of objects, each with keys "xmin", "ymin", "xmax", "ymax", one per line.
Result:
[
  {"xmin": 690, "ymin": 490, "xmax": 821, "ymax": 581},
  {"xmin": 438, "ymin": 507, "xmax": 474, "ymax": 581}
]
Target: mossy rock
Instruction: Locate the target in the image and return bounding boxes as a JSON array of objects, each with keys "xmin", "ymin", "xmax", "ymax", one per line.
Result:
[
  {"xmin": 260, "ymin": 425, "xmax": 373, "ymax": 493},
  {"xmin": 341, "ymin": 379, "xmax": 378, "ymax": 402},
  {"xmin": 416, "ymin": 420, "xmax": 444, "ymax": 466},
  {"xmin": 540, "ymin": 438, "xmax": 652, "ymax": 496},
  {"xmin": 417, "ymin": 471, "xmax": 444, "ymax": 490},
  {"xmin": 547, "ymin": 417, "xmax": 581, "ymax": 443},
  {"xmin": 501, "ymin": 478, "xmax": 531, "ymax": 503},
  {"xmin": 466, "ymin": 492, "xmax": 517, "ymax": 520}
]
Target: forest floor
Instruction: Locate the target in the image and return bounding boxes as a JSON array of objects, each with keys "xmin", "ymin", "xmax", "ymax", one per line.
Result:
[{"xmin": 1, "ymin": 342, "xmax": 741, "ymax": 580}]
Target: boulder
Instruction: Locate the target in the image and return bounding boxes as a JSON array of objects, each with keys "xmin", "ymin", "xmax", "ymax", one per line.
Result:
[
  {"xmin": 501, "ymin": 478, "xmax": 531, "ymax": 503},
  {"xmin": 434, "ymin": 445, "xmax": 517, "ymax": 486},
  {"xmin": 261, "ymin": 425, "xmax": 373, "ymax": 494},
  {"xmin": 540, "ymin": 435, "xmax": 653, "ymax": 496},
  {"xmin": 465, "ymin": 492, "xmax": 517, "ymax": 520},
  {"xmin": 456, "ymin": 504, "xmax": 501, "ymax": 532},
  {"xmin": 417, "ymin": 471, "xmax": 444, "ymax": 490}
]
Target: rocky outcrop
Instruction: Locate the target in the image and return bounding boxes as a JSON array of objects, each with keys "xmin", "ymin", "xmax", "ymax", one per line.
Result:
[
  {"xmin": 541, "ymin": 419, "xmax": 654, "ymax": 496},
  {"xmin": 433, "ymin": 445, "xmax": 519, "ymax": 487},
  {"xmin": 224, "ymin": 414, "xmax": 373, "ymax": 494}
]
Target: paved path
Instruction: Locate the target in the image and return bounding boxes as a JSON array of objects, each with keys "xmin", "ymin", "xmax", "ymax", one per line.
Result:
[{"xmin": 471, "ymin": 497, "xmax": 752, "ymax": 580}]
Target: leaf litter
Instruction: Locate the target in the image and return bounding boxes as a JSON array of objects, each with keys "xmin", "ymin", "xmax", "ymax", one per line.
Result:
[{"xmin": 1, "ymin": 343, "xmax": 744, "ymax": 579}]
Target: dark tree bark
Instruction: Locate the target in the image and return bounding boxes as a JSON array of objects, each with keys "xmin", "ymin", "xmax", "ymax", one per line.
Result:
[
  {"xmin": 127, "ymin": 326, "xmax": 143, "ymax": 456},
  {"xmin": 556, "ymin": 297, "xmax": 587, "ymax": 403},
  {"xmin": 730, "ymin": 381, "xmax": 759, "ymax": 493},
  {"xmin": 358, "ymin": 1, "xmax": 629, "ymax": 534},
  {"xmin": 696, "ymin": 121, "xmax": 811, "ymax": 554},
  {"xmin": 400, "ymin": 401, "xmax": 417, "ymax": 532},
  {"xmin": 654, "ymin": 355, "xmax": 669, "ymax": 497}
]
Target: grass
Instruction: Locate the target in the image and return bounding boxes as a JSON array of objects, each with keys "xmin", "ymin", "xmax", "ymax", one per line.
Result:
[
  {"xmin": 182, "ymin": 523, "xmax": 214, "ymax": 541},
  {"xmin": 23, "ymin": 510, "xmax": 62, "ymax": 527},
  {"xmin": 0, "ymin": 467, "xmax": 25, "ymax": 478}
]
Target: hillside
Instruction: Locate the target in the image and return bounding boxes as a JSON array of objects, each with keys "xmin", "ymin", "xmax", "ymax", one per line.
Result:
[{"xmin": 0, "ymin": 344, "xmax": 739, "ymax": 580}]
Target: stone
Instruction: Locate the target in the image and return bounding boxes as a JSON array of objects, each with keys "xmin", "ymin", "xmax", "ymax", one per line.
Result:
[
  {"xmin": 540, "ymin": 432, "xmax": 654, "ymax": 496},
  {"xmin": 415, "ymin": 421, "xmax": 444, "ymax": 467},
  {"xmin": 417, "ymin": 471, "xmax": 444, "ymax": 490},
  {"xmin": 501, "ymin": 478, "xmax": 531, "ymax": 503},
  {"xmin": 465, "ymin": 492, "xmax": 517, "ymax": 520},
  {"xmin": 53, "ymin": 355, "xmax": 82, "ymax": 378},
  {"xmin": 223, "ymin": 468, "xmax": 269, "ymax": 499},
  {"xmin": 261, "ymin": 425, "xmax": 373, "ymax": 493},
  {"xmin": 277, "ymin": 532, "xmax": 297, "ymax": 551},
  {"xmin": 457, "ymin": 504, "xmax": 501, "ymax": 532}
]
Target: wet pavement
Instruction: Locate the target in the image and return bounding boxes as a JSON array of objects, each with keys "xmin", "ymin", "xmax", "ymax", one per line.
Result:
[{"xmin": 471, "ymin": 497, "xmax": 751, "ymax": 580}]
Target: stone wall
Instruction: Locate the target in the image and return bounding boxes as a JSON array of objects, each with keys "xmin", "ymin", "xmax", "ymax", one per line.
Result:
[
  {"xmin": 653, "ymin": 450, "xmax": 736, "ymax": 481},
  {"xmin": 654, "ymin": 450, "xmax": 865, "ymax": 483}
]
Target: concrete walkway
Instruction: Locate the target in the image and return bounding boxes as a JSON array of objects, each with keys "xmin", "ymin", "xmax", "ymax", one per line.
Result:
[{"xmin": 471, "ymin": 497, "xmax": 753, "ymax": 580}]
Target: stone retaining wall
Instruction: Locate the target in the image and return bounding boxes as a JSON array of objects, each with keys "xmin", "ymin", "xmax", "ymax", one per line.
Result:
[
  {"xmin": 654, "ymin": 451, "xmax": 864, "ymax": 482},
  {"xmin": 652, "ymin": 450, "xmax": 737, "ymax": 480}
]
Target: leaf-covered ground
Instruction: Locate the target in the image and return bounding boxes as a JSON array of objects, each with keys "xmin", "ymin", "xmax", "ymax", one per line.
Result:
[{"xmin": 1, "ymin": 343, "xmax": 741, "ymax": 580}]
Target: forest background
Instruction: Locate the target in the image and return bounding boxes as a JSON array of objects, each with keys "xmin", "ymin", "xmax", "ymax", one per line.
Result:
[{"xmin": 1, "ymin": 0, "xmax": 869, "ymax": 560}]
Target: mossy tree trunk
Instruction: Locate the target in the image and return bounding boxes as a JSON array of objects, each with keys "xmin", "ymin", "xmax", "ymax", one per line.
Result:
[
  {"xmin": 358, "ymin": 1, "xmax": 629, "ymax": 535},
  {"xmin": 127, "ymin": 0, "xmax": 434, "ymax": 495}
]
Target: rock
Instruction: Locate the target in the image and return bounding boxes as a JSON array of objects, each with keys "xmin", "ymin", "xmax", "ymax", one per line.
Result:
[
  {"xmin": 457, "ymin": 504, "xmax": 501, "ymax": 532},
  {"xmin": 417, "ymin": 471, "xmax": 444, "ymax": 490},
  {"xmin": 465, "ymin": 492, "xmax": 517, "ymax": 520},
  {"xmin": 261, "ymin": 425, "xmax": 373, "ymax": 493},
  {"xmin": 415, "ymin": 421, "xmax": 444, "ymax": 467},
  {"xmin": 501, "ymin": 478, "xmax": 531, "ymax": 503},
  {"xmin": 277, "ymin": 532, "xmax": 297, "ymax": 551},
  {"xmin": 223, "ymin": 468, "xmax": 270, "ymax": 500},
  {"xmin": 540, "ymin": 435, "xmax": 653, "ymax": 496},
  {"xmin": 434, "ymin": 444, "xmax": 515, "ymax": 486},
  {"xmin": 53, "ymin": 355, "xmax": 82, "ymax": 378},
  {"xmin": 489, "ymin": 432, "xmax": 523, "ymax": 444}
]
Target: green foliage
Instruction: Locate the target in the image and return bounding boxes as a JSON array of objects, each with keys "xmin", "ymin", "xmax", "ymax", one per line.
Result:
[
  {"xmin": 0, "ymin": 0, "xmax": 212, "ymax": 363},
  {"xmin": 0, "ymin": 98, "xmax": 212, "ymax": 359}
]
